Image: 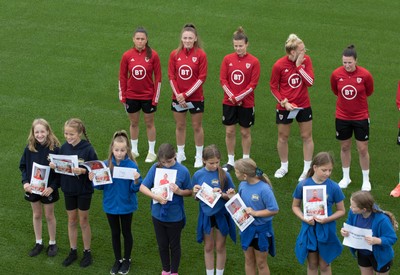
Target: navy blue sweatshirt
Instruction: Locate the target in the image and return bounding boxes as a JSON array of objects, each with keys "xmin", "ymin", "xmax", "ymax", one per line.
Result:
[
  {"xmin": 59, "ymin": 140, "xmax": 98, "ymax": 196},
  {"xmin": 19, "ymin": 143, "xmax": 60, "ymax": 191}
]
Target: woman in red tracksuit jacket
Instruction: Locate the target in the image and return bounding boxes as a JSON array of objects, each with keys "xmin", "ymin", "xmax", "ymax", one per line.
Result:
[
  {"xmin": 219, "ymin": 26, "xmax": 260, "ymax": 172},
  {"xmin": 168, "ymin": 23, "xmax": 208, "ymax": 169},
  {"xmin": 330, "ymin": 45, "xmax": 374, "ymax": 191},
  {"xmin": 270, "ymin": 33, "xmax": 315, "ymax": 182},
  {"xmin": 119, "ymin": 26, "xmax": 162, "ymax": 163}
]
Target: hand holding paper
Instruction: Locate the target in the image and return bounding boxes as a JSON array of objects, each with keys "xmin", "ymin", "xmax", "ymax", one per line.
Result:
[
  {"xmin": 342, "ymin": 223, "xmax": 373, "ymax": 251},
  {"xmin": 195, "ymin": 183, "xmax": 221, "ymax": 208},
  {"xmin": 173, "ymin": 102, "xmax": 194, "ymax": 111},
  {"xmin": 288, "ymin": 107, "xmax": 304, "ymax": 119},
  {"xmin": 113, "ymin": 167, "xmax": 137, "ymax": 180}
]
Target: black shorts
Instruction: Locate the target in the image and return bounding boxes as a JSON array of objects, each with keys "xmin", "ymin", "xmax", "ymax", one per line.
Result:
[
  {"xmin": 208, "ymin": 213, "xmax": 230, "ymax": 231},
  {"xmin": 64, "ymin": 194, "xmax": 92, "ymax": 211},
  {"xmin": 357, "ymin": 251, "xmax": 392, "ymax": 273},
  {"xmin": 276, "ymin": 107, "xmax": 312, "ymax": 124},
  {"xmin": 335, "ymin": 118, "xmax": 369, "ymax": 141},
  {"xmin": 210, "ymin": 215, "xmax": 218, "ymax": 229},
  {"xmin": 24, "ymin": 189, "xmax": 59, "ymax": 204},
  {"xmin": 248, "ymin": 236, "xmax": 272, "ymax": 251},
  {"xmin": 125, "ymin": 99, "xmax": 156, "ymax": 114},
  {"xmin": 171, "ymin": 100, "xmax": 204, "ymax": 113},
  {"xmin": 222, "ymin": 104, "xmax": 255, "ymax": 128}
]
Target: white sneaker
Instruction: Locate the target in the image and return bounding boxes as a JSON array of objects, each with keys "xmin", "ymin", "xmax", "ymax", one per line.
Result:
[
  {"xmin": 176, "ymin": 152, "xmax": 186, "ymax": 163},
  {"xmin": 131, "ymin": 151, "xmax": 139, "ymax": 159},
  {"xmin": 222, "ymin": 163, "xmax": 234, "ymax": 172},
  {"xmin": 298, "ymin": 172, "xmax": 307, "ymax": 182},
  {"xmin": 361, "ymin": 181, "xmax": 371, "ymax": 191},
  {"xmin": 194, "ymin": 157, "xmax": 203, "ymax": 168},
  {"xmin": 338, "ymin": 178, "xmax": 351, "ymax": 189},
  {"xmin": 274, "ymin": 168, "xmax": 288, "ymax": 178},
  {"xmin": 145, "ymin": 152, "xmax": 157, "ymax": 163}
]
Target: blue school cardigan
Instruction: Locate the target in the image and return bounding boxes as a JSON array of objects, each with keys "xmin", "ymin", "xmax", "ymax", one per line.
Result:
[
  {"xmin": 240, "ymin": 221, "xmax": 276, "ymax": 255},
  {"xmin": 346, "ymin": 209, "xmax": 397, "ymax": 270},
  {"xmin": 295, "ymin": 221, "xmax": 343, "ymax": 264}
]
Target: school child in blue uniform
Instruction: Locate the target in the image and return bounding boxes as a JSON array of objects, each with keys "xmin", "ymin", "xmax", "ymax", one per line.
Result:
[
  {"xmin": 50, "ymin": 118, "xmax": 98, "ymax": 268},
  {"xmin": 341, "ymin": 191, "xmax": 397, "ymax": 274},
  {"xmin": 192, "ymin": 145, "xmax": 236, "ymax": 275},
  {"xmin": 19, "ymin": 118, "xmax": 60, "ymax": 257},
  {"xmin": 140, "ymin": 143, "xmax": 192, "ymax": 275},
  {"xmin": 90, "ymin": 130, "xmax": 141, "ymax": 275},
  {"xmin": 234, "ymin": 158, "xmax": 279, "ymax": 275},
  {"xmin": 292, "ymin": 152, "xmax": 346, "ymax": 275}
]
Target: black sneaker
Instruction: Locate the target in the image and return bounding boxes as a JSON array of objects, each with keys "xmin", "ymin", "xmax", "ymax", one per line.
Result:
[
  {"xmin": 62, "ymin": 249, "xmax": 78, "ymax": 267},
  {"xmin": 80, "ymin": 250, "xmax": 92, "ymax": 268},
  {"xmin": 47, "ymin": 244, "xmax": 58, "ymax": 257},
  {"xmin": 110, "ymin": 259, "xmax": 123, "ymax": 275},
  {"xmin": 29, "ymin": 243, "xmax": 44, "ymax": 257},
  {"xmin": 119, "ymin": 258, "xmax": 131, "ymax": 274},
  {"xmin": 222, "ymin": 163, "xmax": 234, "ymax": 172}
]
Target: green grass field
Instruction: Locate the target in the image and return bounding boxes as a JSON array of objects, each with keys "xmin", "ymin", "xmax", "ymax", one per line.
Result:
[{"xmin": 1, "ymin": 0, "xmax": 399, "ymax": 274}]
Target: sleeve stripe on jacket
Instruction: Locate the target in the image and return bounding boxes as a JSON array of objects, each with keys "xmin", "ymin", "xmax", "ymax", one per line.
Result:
[
  {"xmin": 223, "ymin": 85, "xmax": 234, "ymax": 98},
  {"xmin": 169, "ymin": 80, "xmax": 179, "ymax": 97},
  {"xmin": 235, "ymin": 88, "xmax": 253, "ymax": 102},
  {"xmin": 299, "ymin": 68, "xmax": 313, "ymax": 85},
  {"xmin": 154, "ymin": 82, "xmax": 161, "ymax": 103},
  {"xmin": 118, "ymin": 81, "xmax": 123, "ymax": 100},
  {"xmin": 185, "ymin": 80, "xmax": 203, "ymax": 97}
]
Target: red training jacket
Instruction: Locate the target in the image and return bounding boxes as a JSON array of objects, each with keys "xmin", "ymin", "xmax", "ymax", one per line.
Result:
[
  {"xmin": 119, "ymin": 47, "xmax": 162, "ymax": 105},
  {"xmin": 168, "ymin": 47, "xmax": 207, "ymax": 101},
  {"xmin": 220, "ymin": 52, "xmax": 260, "ymax": 108},
  {"xmin": 330, "ymin": 66, "xmax": 374, "ymax": 121},
  {"xmin": 270, "ymin": 55, "xmax": 314, "ymax": 110}
]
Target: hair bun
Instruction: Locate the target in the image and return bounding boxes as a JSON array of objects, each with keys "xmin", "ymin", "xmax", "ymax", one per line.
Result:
[{"xmin": 184, "ymin": 23, "xmax": 196, "ymax": 29}]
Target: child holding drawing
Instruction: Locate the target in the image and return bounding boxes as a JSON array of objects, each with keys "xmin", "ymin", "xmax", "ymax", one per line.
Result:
[
  {"xmin": 139, "ymin": 143, "xmax": 192, "ymax": 275},
  {"xmin": 19, "ymin": 118, "xmax": 60, "ymax": 257},
  {"xmin": 234, "ymin": 158, "xmax": 279, "ymax": 275},
  {"xmin": 89, "ymin": 130, "xmax": 141, "ymax": 275},
  {"xmin": 50, "ymin": 118, "xmax": 98, "ymax": 268},
  {"xmin": 292, "ymin": 152, "xmax": 345, "ymax": 275},
  {"xmin": 192, "ymin": 145, "xmax": 236, "ymax": 275},
  {"xmin": 340, "ymin": 191, "xmax": 398, "ymax": 274}
]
